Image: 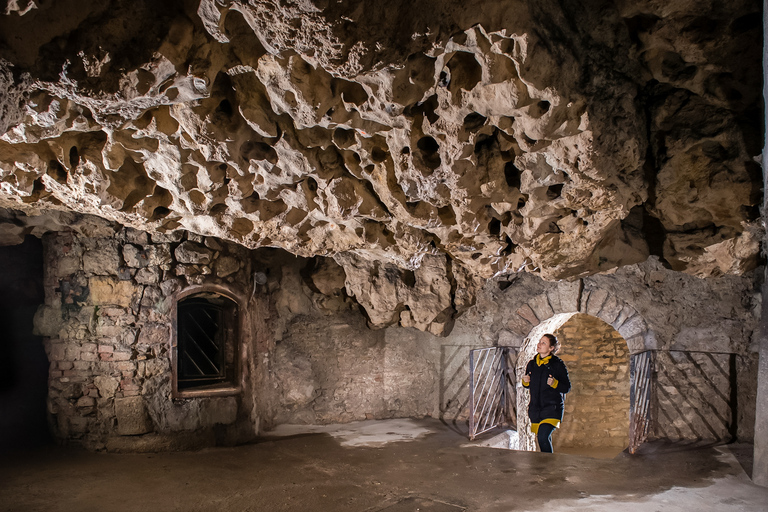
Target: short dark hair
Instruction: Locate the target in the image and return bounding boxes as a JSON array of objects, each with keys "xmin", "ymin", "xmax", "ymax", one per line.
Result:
[{"xmin": 543, "ymin": 333, "xmax": 560, "ymax": 354}]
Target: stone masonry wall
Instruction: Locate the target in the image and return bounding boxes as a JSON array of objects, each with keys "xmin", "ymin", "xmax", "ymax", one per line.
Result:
[
  {"xmin": 31, "ymin": 224, "xmax": 762, "ymax": 448},
  {"xmin": 554, "ymin": 314, "xmax": 630, "ymax": 450},
  {"xmin": 33, "ymin": 228, "xmax": 268, "ymax": 450}
]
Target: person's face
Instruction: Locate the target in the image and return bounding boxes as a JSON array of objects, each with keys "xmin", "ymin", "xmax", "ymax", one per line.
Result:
[{"xmin": 537, "ymin": 336, "xmax": 553, "ymax": 357}]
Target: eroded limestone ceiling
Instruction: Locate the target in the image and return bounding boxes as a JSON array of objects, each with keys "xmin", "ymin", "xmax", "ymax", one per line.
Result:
[{"xmin": 0, "ymin": 0, "xmax": 762, "ymax": 335}]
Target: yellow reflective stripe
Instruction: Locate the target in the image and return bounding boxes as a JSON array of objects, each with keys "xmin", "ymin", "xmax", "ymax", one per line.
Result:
[
  {"xmin": 530, "ymin": 422, "xmax": 539, "ymax": 434},
  {"xmin": 540, "ymin": 418, "xmax": 561, "ymax": 429}
]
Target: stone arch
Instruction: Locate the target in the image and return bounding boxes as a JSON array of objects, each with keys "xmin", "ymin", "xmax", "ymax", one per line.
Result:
[{"xmin": 510, "ymin": 284, "xmax": 656, "ymax": 452}]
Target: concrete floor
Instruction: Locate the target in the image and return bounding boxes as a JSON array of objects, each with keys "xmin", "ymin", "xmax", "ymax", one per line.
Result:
[{"xmin": 1, "ymin": 419, "xmax": 766, "ymax": 512}]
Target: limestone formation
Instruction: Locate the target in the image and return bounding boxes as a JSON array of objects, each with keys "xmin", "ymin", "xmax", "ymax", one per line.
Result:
[{"xmin": 0, "ymin": 0, "xmax": 762, "ymax": 335}]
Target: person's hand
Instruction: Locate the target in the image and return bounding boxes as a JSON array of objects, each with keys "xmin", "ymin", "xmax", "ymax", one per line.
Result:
[
  {"xmin": 523, "ymin": 373, "xmax": 530, "ymax": 384},
  {"xmin": 547, "ymin": 374, "xmax": 554, "ymax": 386}
]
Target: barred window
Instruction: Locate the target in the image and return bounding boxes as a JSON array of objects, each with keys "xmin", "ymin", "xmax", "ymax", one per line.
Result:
[{"xmin": 173, "ymin": 292, "xmax": 239, "ymax": 397}]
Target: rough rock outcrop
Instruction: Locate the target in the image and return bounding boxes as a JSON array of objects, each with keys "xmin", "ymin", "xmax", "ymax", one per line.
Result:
[{"xmin": 0, "ymin": 0, "xmax": 762, "ymax": 334}]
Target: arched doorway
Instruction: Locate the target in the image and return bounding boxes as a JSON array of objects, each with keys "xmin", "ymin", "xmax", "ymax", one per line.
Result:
[{"xmin": 516, "ymin": 313, "xmax": 633, "ymax": 456}]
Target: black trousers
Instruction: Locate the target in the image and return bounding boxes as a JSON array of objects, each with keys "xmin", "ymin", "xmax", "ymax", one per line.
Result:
[{"xmin": 537, "ymin": 423, "xmax": 556, "ymax": 453}]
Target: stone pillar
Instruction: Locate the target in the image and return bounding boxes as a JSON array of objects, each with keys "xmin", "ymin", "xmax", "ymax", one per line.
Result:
[{"xmin": 753, "ymin": 0, "xmax": 768, "ymax": 487}]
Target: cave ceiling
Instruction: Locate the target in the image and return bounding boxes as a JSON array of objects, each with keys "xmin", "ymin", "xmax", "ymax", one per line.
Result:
[{"xmin": 0, "ymin": 0, "xmax": 763, "ymax": 335}]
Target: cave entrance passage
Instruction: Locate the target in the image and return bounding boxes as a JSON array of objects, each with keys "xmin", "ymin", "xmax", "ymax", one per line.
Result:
[
  {"xmin": 517, "ymin": 313, "xmax": 652, "ymax": 455},
  {"xmin": 468, "ymin": 347, "xmax": 516, "ymax": 440}
]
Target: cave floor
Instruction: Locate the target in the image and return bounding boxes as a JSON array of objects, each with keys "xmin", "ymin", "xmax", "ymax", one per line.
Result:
[{"xmin": 1, "ymin": 418, "xmax": 766, "ymax": 512}]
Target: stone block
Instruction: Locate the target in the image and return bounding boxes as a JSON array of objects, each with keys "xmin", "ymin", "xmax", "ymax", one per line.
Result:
[
  {"xmin": 123, "ymin": 244, "xmax": 149, "ymax": 268},
  {"xmin": 90, "ymin": 277, "xmax": 140, "ymax": 308},
  {"xmin": 557, "ymin": 280, "xmax": 581, "ymax": 312},
  {"xmin": 83, "ymin": 243, "xmax": 120, "ymax": 276},
  {"xmin": 585, "ymin": 288, "xmax": 609, "ymax": 317},
  {"xmin": 516, "ymin": 304, "xmax": 538, "ymax": 325},
  {"xmin": 175, "ymin": 241, "xmax": 213, "ymax": 265},
  {"xmin": 215, "ymin": 256, "xmax": 241, "ymax": 278},
  {"xmin": 598, "ymin": 294, "xmax": 623, "ymax": 325},
  {"xmin": 529, "ymin": 294, "xmax": 554, "ymax": 323},
  {"xmin": 115, "ymin": 397, "xmax": 153, "ymax": 435},
  {"xmin": 151, "ymin": 231, "xmax": 184, "ymax": 243},
  {"xmin": 135, "ymin": 266, "xmax": 162, "ymax": 285},
  {"xmin": 618, "ymin": 315, "xmax": 647, "ymax": 340},
  {"xmin": 506, "ymin": 313, "xmax": 534, "ymax": 336},
  {"xmin": 546, "ymin": 287, "xmax": 562, "ymax": 313},
  {"xmin": 126, "ymin": 228, "xmax": 150, "ymax": 246},
  {"xmin": 200, "ymin": 397, "xmax": 238, "ymax": 426},
  {"xmin": 33, "ymin": 305, "xmax": 64, "ymax": 337},
  {"xmin": 94, "ymin": 376, "xmax": 120, "ymax": 398},
  {"xmin": 146, "ymin": 244, "xmax": 172, "ymax": 266}
]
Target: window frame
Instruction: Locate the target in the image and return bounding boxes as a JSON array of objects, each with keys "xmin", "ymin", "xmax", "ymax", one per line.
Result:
[{"xmin": 171, "ymin": 284, "xmax": 247, "ymax": 399}]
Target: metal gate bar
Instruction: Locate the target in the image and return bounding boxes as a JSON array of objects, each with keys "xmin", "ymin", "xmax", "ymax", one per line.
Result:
[
  {"xmin": 469, "ymin": 347, "xmax": 509, "ymax": 440},
  {"xmin": 629, "ymin": 350, "xmax": 653, "ymax": 454}
]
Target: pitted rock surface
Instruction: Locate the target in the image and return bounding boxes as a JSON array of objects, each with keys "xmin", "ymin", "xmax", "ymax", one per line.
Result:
[{"xmin": 0, "ymin": 0, "xmax": 762, "ymax": 334}]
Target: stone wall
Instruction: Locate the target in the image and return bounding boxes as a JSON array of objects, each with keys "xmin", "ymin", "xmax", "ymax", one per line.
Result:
[
  {"xmin": 33, "ymin": 228, "xmax": 270, "ymax": 450},
  {"xmin": 554, "ymin": 314, "xmax": 630, "ymax": 450},
  {"xmin": 29, "ymin": 224, "xmax": 762, "ymax": 449}
]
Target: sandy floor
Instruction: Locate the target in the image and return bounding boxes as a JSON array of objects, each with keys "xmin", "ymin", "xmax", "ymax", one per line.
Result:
[{"xmin": 1, "ymin": 419, "xmax": 766, "ymax": 512}]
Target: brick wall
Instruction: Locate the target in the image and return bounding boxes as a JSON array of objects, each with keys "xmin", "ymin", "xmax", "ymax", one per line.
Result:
[{"xmin": 553, "ymin": 314, "xmax": 630, "ymax": 449}]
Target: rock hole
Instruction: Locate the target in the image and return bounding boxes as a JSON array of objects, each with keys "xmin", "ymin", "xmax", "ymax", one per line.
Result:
[
  {"xmin": 417, "ymin": 136, "xmax": 441, "ymax": 171},
  {"xmin": 210, "ymin": 203, "xmax": 228, "ymax": 216},
  {"xmin": 463, "ymin": 112, "xmax": 487, "ymax": 131},
  {"xmin": 501, "ymin": 235, "xmax": 515, "ymax": 256},
  {"xmin": 306, "ymin": 177, "xmax": 318, "ymax": 192},
  {"xmin": 47, "ymin": 160, "xmax": 68, "ymax": 185},
  {"xmin": 547, "ymin": 184, "xmax": 564, "ymax": 200},
  {"xmin": 504, "ymin": 162, "xmax": 521, "ymax": 189},
  {"xmin": 438, "ymin": 70, "xmax": 450, "ymax": 88},
  {"xmin": 537, "ymin": 100, "xmax": 550, "ymax": 114},
  {"xmin": 489, "ymin": 217, "xmax": 501, "ymax": 236},
  {"xmin": 471, "ymin": 252, "xmax": 482, "ymax": 260},
  {"xmin": 417, "ymin": 136, "xmax": 439, "ymax": 154},
  {"xmin": 404, "ymin": 95, "xmax": 439, "ymax": 124},
  {"xmin": 216, "ymin": 99, "xmax": 233, "ymax": 117},
  {"xmin": 333, "ymin": 128, "xmax": 355, "ymax": 148},
  {"xmin": 401, "ymin": 146, "xmax": 410, "ymax": 154},
  {"xmin": 240, "ymin": 140, "xmax": 278, "ymax": 165},
  {"xmin": 151, "ymin": 206, "xmax": 170, "ymax": 220},
  {"xmin": 474, "ymin": 133, "xmax": 495, "ymax": 154},
  {"xmin": 437, "ymin": 205, "xmax": 456, "ymax": 225},
  {"xmin": 517, "ymin": 197, "xmax": 527, "ymax": 210},
  {"xmin": 401, "ymin": 269, "xmax": 416, "ymax": 287},
  {"xmin": 446, "ymin": 52, "xmax": 482, "ymax": 93},
  {"xmin": 331, "ymin": 78, "xmax": 368, "ymax": 106},
  {"xmin": 371, "ymin": 147, "xmax": 387, "ymax": 163},
  {"xmin": 69, "ymin": 147, "xmax": 80, "ymax": 168}
]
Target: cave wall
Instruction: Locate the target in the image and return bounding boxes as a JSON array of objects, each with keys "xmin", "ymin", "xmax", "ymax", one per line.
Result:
[
  {"xmin": 271, "ymin": 246, "xmax": 761, "ymax": 443},
  {"xmin": 32, "ymin": 225, "xmax": 761, "ymax": 449}
]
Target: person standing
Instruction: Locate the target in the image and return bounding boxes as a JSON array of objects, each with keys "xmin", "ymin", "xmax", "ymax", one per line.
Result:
[{"xmin": 522, "ymin": 333, "xmax": 571, "ymax": 453}]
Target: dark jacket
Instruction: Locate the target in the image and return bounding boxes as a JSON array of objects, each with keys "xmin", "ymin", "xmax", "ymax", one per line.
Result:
[{"xmin": 524, "ymin": 354, "xmax": 571, "ymax": 423}]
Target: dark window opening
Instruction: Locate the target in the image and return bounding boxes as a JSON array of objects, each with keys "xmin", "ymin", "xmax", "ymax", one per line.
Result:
[{"xmin": 176, "ymin": 294, "xmax": 238, "ymax": 392}]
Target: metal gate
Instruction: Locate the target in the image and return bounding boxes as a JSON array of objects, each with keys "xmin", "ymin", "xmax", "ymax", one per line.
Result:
[
  {"xmin": 469, "ymin": 347, "xmax": 515, "ymax": 440},
  {"xmin": 629, "ymin": 350, "xmax": 654, "ymax": 454}
]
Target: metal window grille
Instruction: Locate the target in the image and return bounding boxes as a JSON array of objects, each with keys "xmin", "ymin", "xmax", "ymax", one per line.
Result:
[{"xmin": 177, "ymin": 297, "xmax": 236, "ymax": 390}]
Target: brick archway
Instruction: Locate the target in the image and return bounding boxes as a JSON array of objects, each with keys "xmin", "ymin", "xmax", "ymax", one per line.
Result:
[{"xmin": 510, "ymin": 284, "xmax": 656, "ymax": 452}]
